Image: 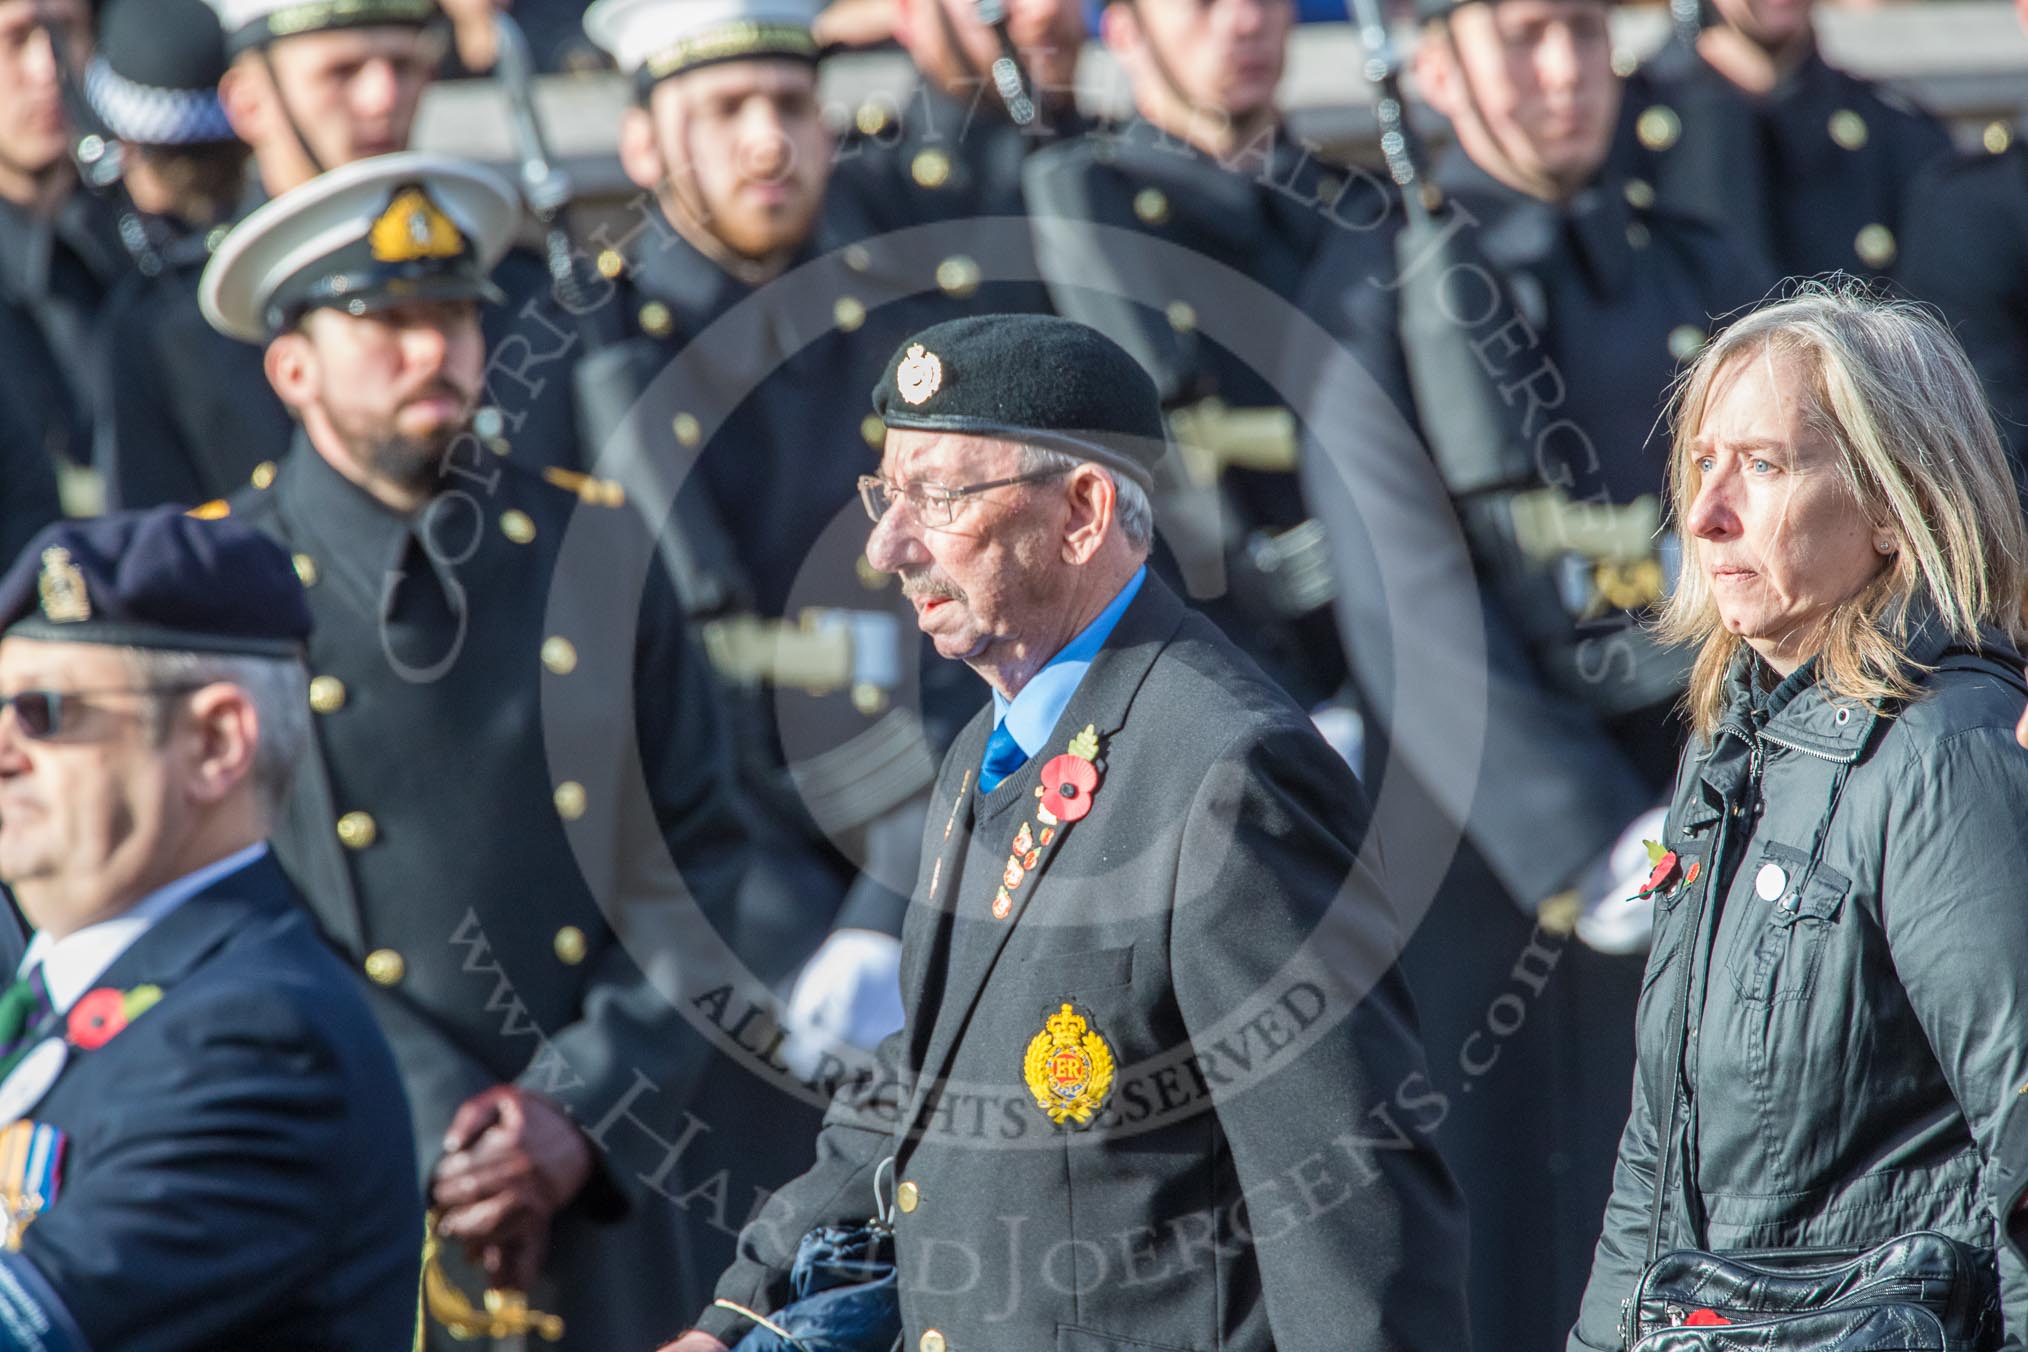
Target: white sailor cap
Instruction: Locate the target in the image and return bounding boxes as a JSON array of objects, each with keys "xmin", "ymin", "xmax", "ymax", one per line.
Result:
[
  {"xmin": 202, "ymin": 0, "xmax": 438, "ymax": 57},
  {"xmin": 583, "ymin": 0, "xmax": 818, "ymax": 95},
  {"xmin": 199, "ymin": 151, "xmax": 517, "ymax": 343}
]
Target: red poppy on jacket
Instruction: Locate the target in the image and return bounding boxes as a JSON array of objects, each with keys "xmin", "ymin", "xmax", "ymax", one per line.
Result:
[
  {"xmin": 1039, "ymin": 755, "xmax": 1099, "ymax": 822},
  {"xmin": 67, "ymin": 989, "xmax": 129, "ymax": 1050}
]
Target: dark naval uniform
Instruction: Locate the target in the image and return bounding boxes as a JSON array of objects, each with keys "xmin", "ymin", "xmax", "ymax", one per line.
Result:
[
  {"xmin": 0, "ymin": 856, "xmax": 424, "ymax": 1352},
  {"xmin": 1021, "ymin": 119, "xmax": 1393, "ymax": 709},
  {"xmin": 1616, "ymin": 38, "xmax": 1948, "ymax": 283},
  {"xmin": 827, "ymin": 81, "xmax": 1085, "ymax": 316},
  {"xmin": 0, "ymin": 187, "xmax": 126, "ymax": 488},
  {"xmin": 232, "ymin": 438, "xmax": 766, "ymax": 1348},
  {"xmin": 606, "ymin": 201, "xmax": 995, "ymax": 946},
  {"xmin": 1298, "ymin": 149, "xmax": 1774, "ymax": 1350},
  {"xmin": 1899, "ymin": 126, "xmax": 2028, "ymax": 482},
  {"xmin": 0, "ymin": 382, "xmax": 62, "ymax": 569}
]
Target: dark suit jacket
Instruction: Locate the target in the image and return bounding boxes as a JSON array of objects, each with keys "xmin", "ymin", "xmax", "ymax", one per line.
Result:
[
  {"xmin": 0, "ymin": 854, "xmax": 422, "ymax": 1351},
  {"xmin": 698, "ymin": 575, "xmax": 1470, "ymax": 1352}
]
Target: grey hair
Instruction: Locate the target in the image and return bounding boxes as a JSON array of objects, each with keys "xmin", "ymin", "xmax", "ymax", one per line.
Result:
[
  {"xmin": 1016, "ymin": 445, "xmax": 1156, "ymax": 552},
  {"xmin": 121, "ymin": 648, "xmax": 311, "ymax": 820}
]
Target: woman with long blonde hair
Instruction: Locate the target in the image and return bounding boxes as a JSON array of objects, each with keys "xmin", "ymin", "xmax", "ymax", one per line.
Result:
[{"xmin": 1571, "ymin": 283, "xmax": 2028, "ymax": 1350}]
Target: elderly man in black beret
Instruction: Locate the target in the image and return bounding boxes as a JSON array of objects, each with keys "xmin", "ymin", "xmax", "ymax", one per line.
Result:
[
  {"xmin": 660, "ymin": 314, "xmax": 1469, "ymax": 1352},
  {"xmin": 0, "ymin": 507, "xmax": 422, "ymax": 1350}
]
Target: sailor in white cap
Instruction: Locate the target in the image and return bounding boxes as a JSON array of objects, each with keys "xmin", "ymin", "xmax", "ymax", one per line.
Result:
[{"xmin": 198, "ymin": 150, "xmax": 769, "ymax": 1352}]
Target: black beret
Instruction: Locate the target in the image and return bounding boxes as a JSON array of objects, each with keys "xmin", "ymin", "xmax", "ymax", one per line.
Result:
[
  {"xmin": 871, "ymin": 315, "xmax": 1165, "ymax": 490},
  {"xmin": 0, "ymin": 509, "xmax": 311, "ymax": 657}
]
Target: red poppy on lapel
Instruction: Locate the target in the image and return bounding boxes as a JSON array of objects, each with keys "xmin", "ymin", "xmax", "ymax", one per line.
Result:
[{"xmin": 1038, "ymin": 756, "xmax": 1099, "ymax": 822}]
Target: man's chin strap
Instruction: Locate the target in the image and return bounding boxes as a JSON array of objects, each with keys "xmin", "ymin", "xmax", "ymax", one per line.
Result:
[
  {"xmin": 653, "ymin": 100, "xmax": 792, "ymax": 287},
  {"xmin": 256, "ymin": 46, "xmax": 330, "ymax": 181},
  {"xmin": 1115, "ymin": 1, "xmax": 1276, "ymax": 159},
  {"xmin": 1439, "ymin": 20, "xmax": 1571, "ymax": 204}
]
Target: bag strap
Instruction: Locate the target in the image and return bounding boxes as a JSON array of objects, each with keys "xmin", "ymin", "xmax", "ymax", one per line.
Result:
[{"xmin": 1644, "ymin": 743, "xmax": 1858, "ymax": 1263}]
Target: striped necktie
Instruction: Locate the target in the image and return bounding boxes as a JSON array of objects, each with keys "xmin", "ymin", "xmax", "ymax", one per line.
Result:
[{"xmin": 0, "ymin": 970, "xmax": 53, "ymax": 1082}]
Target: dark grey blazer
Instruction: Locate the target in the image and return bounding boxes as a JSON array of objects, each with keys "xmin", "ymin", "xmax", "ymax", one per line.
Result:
[{"xmin": 699, "ymin": 574, "xmax": 1470, "ymax": 1352}]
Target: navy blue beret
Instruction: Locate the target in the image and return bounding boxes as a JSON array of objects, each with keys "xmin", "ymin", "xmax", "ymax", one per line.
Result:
[
  {"xmin": 871, "ymin": 314, "xmax": 1166, "ymax": 489},
  {"xmin": 0, "ymin": 509, "xmax": 311, "ymax": 657}
]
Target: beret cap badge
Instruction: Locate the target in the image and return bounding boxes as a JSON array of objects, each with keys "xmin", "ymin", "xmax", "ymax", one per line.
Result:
[
  {"xmin": 369, "ymin": 187, "xmax": 466, "ymax": 264},
  {"xmin": 896, "ymin": 344, "xmax": 943, "ymax": 406},
  {"xmin": 37, "ymin": 549, "xmax": 90, "ymax": 624}
]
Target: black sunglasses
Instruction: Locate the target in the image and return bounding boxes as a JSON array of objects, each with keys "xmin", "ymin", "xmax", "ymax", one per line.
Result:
[{"xmin": 0, "ymin": 685, "xmax": 207, "ymax": 741}]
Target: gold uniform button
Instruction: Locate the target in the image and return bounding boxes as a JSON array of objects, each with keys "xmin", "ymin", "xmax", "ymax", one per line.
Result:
[
  {"xmin": 1985, "ymin": 120, "xmax": 2014, "ymax": 156},
  {"xmin": 554, "ymin": 926, "xmax": 588, "ymax": 965},
  {"xmin": 1829, "ymin": 109, "xmax": 1869, "ymax": 152},
  {"xmin": 250, "ymin": 461, "xmax": 278, "ymax": 490},
  {"xmin": 554, "ymin": 780, "xmax": 587, "ymax": 821},
  {"xmin": 896, "ymin": 1180, "xmax": 920, "ymax": 1213},
  {"xmin": 1133, "ymin": 187, "xmax": 1170, "ymax": 225},
  {"xmin": 1165, "ymin": 300, "xmax": 1197, "ymax": 334},
  {"xmin": 1636, "ymin": 106, "xmax": 1680, "ymax": 153},
  {"xmin": 337, "ymin": 811, "xmax": 378, "ymax": 850},
  {"xmin": 596, "ymin": 249, "xmax": 625, "ymax": 279},
  {"xmin": 500, "ymin": 509, "xmax": 536, "ymax": 545},
  {"xmin": 673, "ymin": 412, "xmax": 702, "ymax": 447},
  {"xmin": 920, "ymin": 1331, "xmax": 945, "ymax": 1352},
  {"xmin": 1623, "ymin": 177, "xmax": 1656, "ymax": 211},
  {"xmin": 834, "ymin": 296, "xmax": 867, "ymax": 332},
  {"xmin": 1854, "ymin": 223, "xmax": 1897, "ymax": 270},
  {"xmin": 1611, "ymin": 48, "xmax": 1637, "ymax": 78},
  {"xmin": 856, "ymin": 100, "xmax": 891, "ymax": 136},
  {"xmin": 860, "ymin": 414, "xmax": 887, "ymax": 450},
  {"xmin": 1667, "ymin": 323, "xmax": 1706, "ymax": 363},
  {"xmin": 542, "ymin": 636, "xmax": 579, "ymax": 675},
  {"xmin": 852, "ymin": 682, "xmax": 888, "ymax": 716},
  {"xmin": 843, "ymin": 244, "xmax": 871, "ymax": 273},
  {"xmin": 308, "ymin": 676, "xmax": 347, "ymax": 715},
  {"xmin": 639, "ymin": 301, "xmax": 673, "ymax": 338},
  {"xmin": 292, "ymin": 553, "xmax": 319, "ymax": 587},
  {"xmin": 911, "ymin": 148, "xmax": 951, "ymax": 190},
  {"xmin": 854, "ymin": 555, "xmax": 892, "ymax": 589},
  {"xmin": 935, "ymin": 255, "xmax": 981, "ymax": 299},
  {"xmin": 1625, "ymin": 221, "xmax": 1651, "ymax": 250},
  {"xmin": 364, "ymin": 949, "xmax": 405, "ymax": 986}
]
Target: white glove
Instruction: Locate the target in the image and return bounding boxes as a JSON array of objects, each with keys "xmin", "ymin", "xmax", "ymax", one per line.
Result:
[
  {"xmin": 1573, "ymin": 806, "xmax": 1670, "ymax": 955},
  {"xmin": 780, "ymin": 928, "xmax": 905, "ymax": 1077}
]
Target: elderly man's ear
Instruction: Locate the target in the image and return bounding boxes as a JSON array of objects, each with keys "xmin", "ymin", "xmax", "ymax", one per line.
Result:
[
  {"xmin": 1059, "ymin": 467, "xmax": 1118, "ymax": 564},
  {"xmin": 177, "ymin": 685, "xmax": 262, "ymax": 806}
]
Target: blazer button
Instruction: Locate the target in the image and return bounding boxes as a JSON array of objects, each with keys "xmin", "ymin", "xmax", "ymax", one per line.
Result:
[
  {"xmin": 896, "ymin": 1180, "xmax": 919, "ymax": 1213},
  {"xmin": 920, "ymin": 1331, "xmax": 946, "ymax": 1352},
  {"xmin": 336, "ymin": 811, "xmax": 377, "ymax": 849},
  {"xmin": 364, "ymin": 949, "xmax": 405, "ymax": 986},
  {"xmin": 308, "ymin": 676, "xmax": 347, "ymax": 715},
  {"xmin": 554, "ymin": 927, "xmax": 587, "ymax": 965}
]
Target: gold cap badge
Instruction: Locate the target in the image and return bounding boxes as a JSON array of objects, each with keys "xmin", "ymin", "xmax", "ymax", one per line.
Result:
[
  {"xmin": 36, "ymin": 548, "xmax": 89, "ymax": 623},
  {"xmin": 1023, "ymin": 1003, "xmax": 1116, "ymax": 1127},
  {"xmin": 369, "ymin": 186, "xmax": 466, "ymax": 264},
  {"xmin": 896, "ymin": 344, "xmax": 943, "ymax": 406}
]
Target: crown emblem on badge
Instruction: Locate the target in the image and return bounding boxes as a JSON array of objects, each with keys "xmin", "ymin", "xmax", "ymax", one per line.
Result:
[
  {"xmin": 1022, "ymin": 1003, "xmax": 1116, "ymax": 1127},
  {"xmin": 369, "ymin": 186, "xmax": 466, "ymax": 264},
  {"xmin": 36, "ymin": 548, "xmax": 89, "ymax": 624},
  {"xmin": 896, "ymin": 344, "xmax": 943, "ymax": 406}
]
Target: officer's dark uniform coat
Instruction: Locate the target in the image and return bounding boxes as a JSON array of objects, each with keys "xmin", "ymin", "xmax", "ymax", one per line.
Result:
[
  {"xmin": 1616, "ymin": 39, "xmax": 1948, "ymax": 283},
  {"xmin": 0, "ymin": 854, "xmax": 423, "ymax": 1351},
  {"xmin": 1297, "ymin": 148, "xmax": 1774, "ymax": 1351},
  {"xmin": 231, "ymin": 439, "xmax": 766, "ymax": 1349},
  {"xmin": 695, "ymin": 575, "xmax": 1471, "ymax": 1352}
]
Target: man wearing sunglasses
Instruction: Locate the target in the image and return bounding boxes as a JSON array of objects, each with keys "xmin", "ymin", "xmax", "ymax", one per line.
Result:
[
  {"xmin": 0, "ymin": 507, "xmax": 422, "ymax": 1350},
  {"xmin": 660, "ymin": 314, "xmax": 1468, "ymax": 1352}
]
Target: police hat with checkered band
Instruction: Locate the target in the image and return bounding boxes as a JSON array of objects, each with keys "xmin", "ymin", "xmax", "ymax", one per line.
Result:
[
  {"xmin": 89, "ymin": 0, "xmax": 236, "ymax": 147},
  {"xmin": 198, "ymin": 151, "xmax": 517, "ymax": 343},
  {"xmin": 583, "ymin": 0, "xmax": 818, "ymax": 99}
]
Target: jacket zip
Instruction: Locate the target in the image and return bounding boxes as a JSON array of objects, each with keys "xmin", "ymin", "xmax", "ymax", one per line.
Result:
[{"xmin": 1755, "ymin": 730, "xmax": 1852, "ymax": 765}]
